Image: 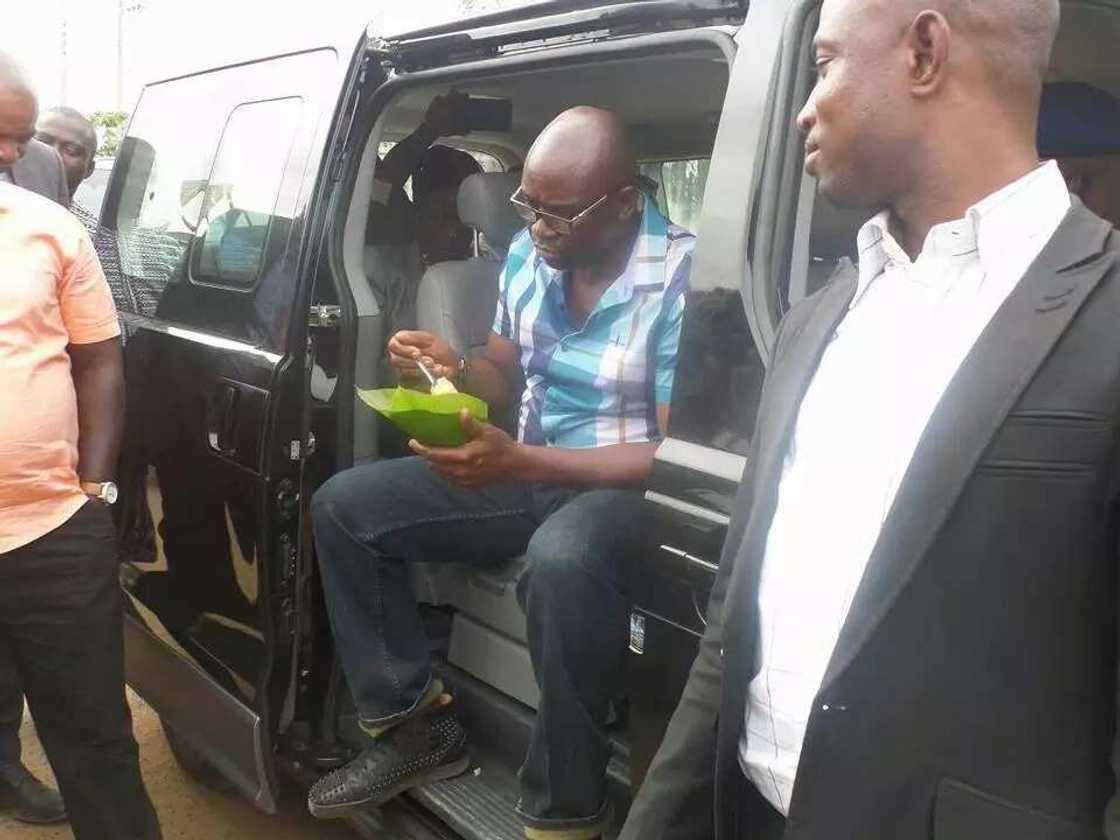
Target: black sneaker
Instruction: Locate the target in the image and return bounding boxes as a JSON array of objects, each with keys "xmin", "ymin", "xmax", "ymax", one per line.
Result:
[
  {"xmin": 0, "ymin": 767, "xmax": 67, "ymax": 824},
  {"xmin": 308, "ymin": 701, "xmax": 469, "ymax": 819}
]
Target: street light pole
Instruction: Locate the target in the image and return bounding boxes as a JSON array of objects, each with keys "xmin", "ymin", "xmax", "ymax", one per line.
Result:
[
  {"xmin": 116, "ymin": 0, "xmax": 125, "ymax": 109},
  {"xmin": 117, "ymin": 0, "xmax": 144, "ymax": 110}
]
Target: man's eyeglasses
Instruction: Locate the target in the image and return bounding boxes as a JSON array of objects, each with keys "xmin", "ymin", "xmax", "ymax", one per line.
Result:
[{"xmin": 509, "ymin": 187, "xmax": 610, "ymax": 235}]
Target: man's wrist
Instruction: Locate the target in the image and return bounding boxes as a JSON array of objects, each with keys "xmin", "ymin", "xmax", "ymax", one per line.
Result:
[
  {"xmin": 509, "ymin": 442, "xmax": 541, "ymax": 482},
  {"xmin": 80, "ymin": 480, "xmax": 118, "ymax": 505}
]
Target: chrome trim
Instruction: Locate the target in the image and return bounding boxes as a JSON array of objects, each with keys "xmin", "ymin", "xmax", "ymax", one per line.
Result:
[
  {"xmin": 644, "ymin": 490, "xmax": 732, "ymax": 527},
  {"xmin": 656, "ymin": 438, "xmax": 747, "ymax": 484},
  {"xmin": 659, "ymin": 544, "xmax": 720, "ymax": 574},
  {"xmin": 118, "ymin": 312, "xmax": 284, "ymax": 364}
]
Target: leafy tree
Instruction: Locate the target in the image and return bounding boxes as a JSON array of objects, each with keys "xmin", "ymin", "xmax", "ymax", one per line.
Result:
[{"xmin": 89, "ymin": 110, "xmax": 129, "ymax": 157}]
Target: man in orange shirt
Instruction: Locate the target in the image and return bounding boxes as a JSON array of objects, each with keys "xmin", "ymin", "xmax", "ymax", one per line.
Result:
[
  {"xmin": 0, "ymin": 50, "xmax": 72, "ymax": 826},
  {"xmin": 0, "ymin": 178, "xmax": 161, "ymax": 838}
]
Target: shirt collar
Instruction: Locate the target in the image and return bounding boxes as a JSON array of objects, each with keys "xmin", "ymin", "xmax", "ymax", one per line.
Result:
[
  {"xmin": 854, "ymin": 161, "xmax": 1071, "ymax": 300},
  {"xmin": 534, "ymin": 194, "xmax": 672, "ymax": 307}
]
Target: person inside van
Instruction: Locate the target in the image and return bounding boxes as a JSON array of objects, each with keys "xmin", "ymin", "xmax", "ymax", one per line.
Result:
[
  {"xmin": 366, "ymin": 91, "xmax": 482, "ymax": 332},
  {"xmin": 310, "ymin": 106, "xmax": 693, "ymax": 840},
  {"xmin": 1038, "ymin": 82, "xmax": 1120, "ymax": 228}
]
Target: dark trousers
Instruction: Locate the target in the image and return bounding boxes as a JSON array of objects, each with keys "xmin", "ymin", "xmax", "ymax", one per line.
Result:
[
  {"xmin": 312, "ymin": 457, "xmax": 645, "ymax": 833},
  {"xmin": 0, "ymin": 502, "xmax": 161, "ymax": 840},
  {"xmin": 0, "ymin": 652, "xmax": 24, "ymax": 784}
]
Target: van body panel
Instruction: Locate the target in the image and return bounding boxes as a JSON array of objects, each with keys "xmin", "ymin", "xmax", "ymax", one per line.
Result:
[{"xmin": 102, "ymin": 47, "xmax": 349, "ymax": 808}]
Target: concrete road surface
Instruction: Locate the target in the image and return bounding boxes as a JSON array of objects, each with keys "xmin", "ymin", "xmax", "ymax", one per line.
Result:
[{"xmin": 1, "ymin": 690, "xmax": 356, "ymax": 840}]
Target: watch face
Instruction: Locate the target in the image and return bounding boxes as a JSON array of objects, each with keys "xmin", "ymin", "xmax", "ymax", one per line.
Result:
[{"xmin": 103, "ymin": 482, "xmax": 119, "ymax": 505}]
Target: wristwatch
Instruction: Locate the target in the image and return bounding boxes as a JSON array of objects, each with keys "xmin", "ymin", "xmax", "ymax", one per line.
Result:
[
  {"xmin": 456, "ymin": 354, "xmax": 470, "ymax": 388},
  {"xmin": 81, "ymin": 481, "xmax": 119, "ymax": 505}
]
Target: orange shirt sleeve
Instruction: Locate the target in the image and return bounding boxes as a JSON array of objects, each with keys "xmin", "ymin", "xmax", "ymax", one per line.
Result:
[{"xmin": 59, "ymin": 227, "xmax": 121, "ymax": 345}]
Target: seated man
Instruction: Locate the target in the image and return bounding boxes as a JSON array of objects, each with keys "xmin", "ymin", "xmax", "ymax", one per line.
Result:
[
  {"xmin": 1039, "ymin": 81, "xmax": 1120, "ymax": 227},
  {"xmin": 309, "ymin": 106, "xmax": 694, "ymax": 840}
]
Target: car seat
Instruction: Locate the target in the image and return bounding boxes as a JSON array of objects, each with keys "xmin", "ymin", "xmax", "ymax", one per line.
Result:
[
  {"xmin": 415, "ymin": 170, "xmax": 524, "ymax": 354},
  {"xmin": 407, "ymin": 171, "xmax": 544, "ymax": 709}
]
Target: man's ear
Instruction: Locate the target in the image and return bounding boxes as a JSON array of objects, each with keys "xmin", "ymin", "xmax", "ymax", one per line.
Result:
[{"xmin": 907, "ymin": 10, "xmax": 951, "ymax": 98}]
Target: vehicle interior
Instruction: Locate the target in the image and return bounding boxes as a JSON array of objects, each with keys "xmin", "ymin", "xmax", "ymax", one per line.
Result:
[{"xmin": 303, "ymin": 34, "xmax": 733, "ymax": 838}]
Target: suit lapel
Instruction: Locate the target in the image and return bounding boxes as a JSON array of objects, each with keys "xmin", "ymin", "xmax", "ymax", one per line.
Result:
[{"xmin": 820, "ymin": 204, "xmax": 1115, "ymax": 692}]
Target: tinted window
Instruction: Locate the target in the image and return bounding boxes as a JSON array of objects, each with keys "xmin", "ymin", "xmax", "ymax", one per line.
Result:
[
  {"xmin": 98, "ymin": 49, "xmax": 335, "ymax": 352},
  {"xmin": 193, "ymin": 98, "xmax": 302, "ymax": 289}
]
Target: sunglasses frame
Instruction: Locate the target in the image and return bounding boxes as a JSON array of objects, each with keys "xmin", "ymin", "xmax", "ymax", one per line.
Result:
[{"xmin": 509, "ymin": 187, "xmax": 611, "ymax": 234}]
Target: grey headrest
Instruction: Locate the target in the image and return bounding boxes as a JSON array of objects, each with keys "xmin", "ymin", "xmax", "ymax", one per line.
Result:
[{"xmin": 457, "ymin": 171, "xmax": 525, "ymax": 256}]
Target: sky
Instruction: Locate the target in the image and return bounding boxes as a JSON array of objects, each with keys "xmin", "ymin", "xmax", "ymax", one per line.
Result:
[{"xmin": 5, "ymin": 0, "xmax": 529, "ymax": 115}]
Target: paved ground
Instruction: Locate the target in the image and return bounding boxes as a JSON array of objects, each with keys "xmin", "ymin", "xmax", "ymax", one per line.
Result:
[{"xmin": 1, "ymin": 690, "xmax": 356, "ymax": 840}]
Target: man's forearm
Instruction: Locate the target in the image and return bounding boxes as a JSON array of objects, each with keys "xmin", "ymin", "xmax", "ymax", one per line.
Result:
[
  {"xmin": 69, "ymin": 340, "xmax": 125, "ymax": 482},
  {"xmin": 464, "ymin": 357, "xmax": 518, "ymax": 413},
  {"xmin": 377, "ymin": 123, "xmax": 439, "ymax": 188},
  {"xmin": 513, "ymin": 441, "xmax": 659, "ymax": 488}
]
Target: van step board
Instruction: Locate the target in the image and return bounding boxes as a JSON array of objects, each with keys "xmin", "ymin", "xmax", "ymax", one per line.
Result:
[{"xmin": 408, "ymin": 758, "xmax": 523, "ymax": 840}]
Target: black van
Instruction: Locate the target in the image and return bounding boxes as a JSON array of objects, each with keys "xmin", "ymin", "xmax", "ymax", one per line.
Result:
[{"xmin": 95, "ymin": 0, "xmax": 1120, "ymax": 836}]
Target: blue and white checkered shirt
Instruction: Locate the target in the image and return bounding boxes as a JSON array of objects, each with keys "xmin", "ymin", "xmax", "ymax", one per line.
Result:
[{"xmin": 492, "ymin": 196, "xmax": 694, "ymax": 449}]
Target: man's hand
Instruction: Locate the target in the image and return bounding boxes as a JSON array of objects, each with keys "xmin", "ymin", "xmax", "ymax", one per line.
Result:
[
  {"xmin": 410, "ymin": 410, "xmax": 521, "ymax": 488},
  {"xmin": 388, "ymin": 330, "xmax": 458, "ymax": 386},
  {"xmin": 424, "ymin": 91, "xmax": 472, "ymax": 138}
]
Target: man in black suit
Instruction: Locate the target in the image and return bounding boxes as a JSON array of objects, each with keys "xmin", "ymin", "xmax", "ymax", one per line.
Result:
[{"xmin": 624, "ymin": 0, "xmax": 1120, "ymax": 838}]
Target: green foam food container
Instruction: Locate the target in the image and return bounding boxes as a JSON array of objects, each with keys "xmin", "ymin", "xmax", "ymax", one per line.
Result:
[{"xmin": 356, "ymin": 387, "xmax": 489, "ymax": 447}]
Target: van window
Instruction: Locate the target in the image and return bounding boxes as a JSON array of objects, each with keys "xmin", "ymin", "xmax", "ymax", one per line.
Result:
[
  {"xmin": 193, "ymin": 98, "xmax": 303, "ymax": 289},
  {"xmin": 98, "ymin": 48, "xmax": 334, "ymax": 353},
  {"xmin": 641, "ymin": 159, "xmax": 710, "ymax": 234}
]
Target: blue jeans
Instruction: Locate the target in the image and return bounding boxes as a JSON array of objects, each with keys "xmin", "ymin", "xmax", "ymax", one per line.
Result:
[{"xmin": 312, "ymin": 457, "xmax": 645, "ymax": 831}]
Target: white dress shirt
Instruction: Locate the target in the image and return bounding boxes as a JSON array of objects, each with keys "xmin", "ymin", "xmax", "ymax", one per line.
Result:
[{"xmin": 739, "ymin": 162, "xmax": 1072, "ymax": 815}]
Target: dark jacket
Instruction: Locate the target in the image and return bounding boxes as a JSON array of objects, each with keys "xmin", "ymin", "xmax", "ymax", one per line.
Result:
[
  {"xmin": 10, "ymin": 139, "xmax": 70, "ymax": 207},
  {"xmin": 623, "ymin": 203, "xmax": 1120, "ymax": 840}
]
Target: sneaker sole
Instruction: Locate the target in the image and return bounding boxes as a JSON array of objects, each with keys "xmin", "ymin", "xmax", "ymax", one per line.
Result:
[
  {"xmin": 308, "ymin": 753, "xmax": 471, "ymax": 820},
  {"xmin": 12, "ymin": 811, "xmax": 69, "ymax": 825}
]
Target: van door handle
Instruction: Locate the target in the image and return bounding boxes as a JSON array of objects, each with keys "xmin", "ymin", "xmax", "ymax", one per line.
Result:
[{"xmin": 207, "ymin": 384, "xmax": 239, "ymax": 456}]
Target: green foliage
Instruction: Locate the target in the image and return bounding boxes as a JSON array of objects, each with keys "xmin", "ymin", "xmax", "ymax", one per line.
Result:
[{"xmin": 89, "ymin": 110, "xmax": 129, "ymax": 157}]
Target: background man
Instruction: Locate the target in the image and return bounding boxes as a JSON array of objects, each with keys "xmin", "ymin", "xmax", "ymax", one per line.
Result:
[
  {"xmin": 624, "ymin": 1, "xmax": 1120, "ymax": 838},
  {"xmin": 0, "ymin": 176, "xmax": 162, "ymax": 838},
  {"xmin": 35, "ymin": 105, "xmax": 98, "ymax": 201},
  {"xmin": 0, "ymin": 50, "xmax": 69, "ymax": 826},
  {"xmin": 309, "ymin": 106, "xmax": 692, "ymax": 840}
]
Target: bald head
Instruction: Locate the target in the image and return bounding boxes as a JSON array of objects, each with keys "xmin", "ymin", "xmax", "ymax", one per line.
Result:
[
  {"xmin": 900, "ymin": 0, "xmax": 1059, "ymax": 94},
  {"xmin": 0, "ymin": 51, "xmax": 37, "ymax": 168},
  {"xmin": 525, "ymin": 107, "xmax": 636, "ymax": 202},
  {"xmin": 518, "ymin": 107, "xmax": 642, "ymax": 271}
]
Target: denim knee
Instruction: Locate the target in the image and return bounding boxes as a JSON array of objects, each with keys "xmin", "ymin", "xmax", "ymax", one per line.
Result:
[{"xmin": 311, "ymin": 462, "xmax": 407, "ymax": 540}]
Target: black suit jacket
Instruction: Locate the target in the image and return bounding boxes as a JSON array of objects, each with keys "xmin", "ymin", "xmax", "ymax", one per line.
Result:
[{"xmin": 623, "ymin": 203, "xmax": 1120, "ymax": 840}]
